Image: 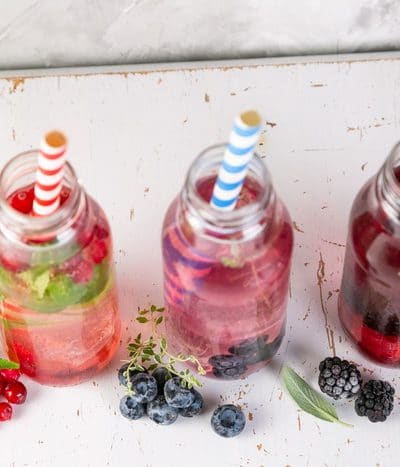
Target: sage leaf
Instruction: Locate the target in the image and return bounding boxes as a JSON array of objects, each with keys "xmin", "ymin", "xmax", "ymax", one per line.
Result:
[{"xmin": 281, "ymin": 365, "xmax": 352, "ymax": 427}]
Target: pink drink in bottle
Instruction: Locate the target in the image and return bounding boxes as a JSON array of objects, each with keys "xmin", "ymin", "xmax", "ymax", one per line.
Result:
[{"xmin": 162, "ymin": 144, "xmax": 293, "ymax": 378}]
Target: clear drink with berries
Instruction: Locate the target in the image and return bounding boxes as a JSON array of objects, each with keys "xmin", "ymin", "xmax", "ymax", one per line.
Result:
[
  {"xmin": 339, "ymin": 143, "xmax": 400, "ymax": 365},
  {"xmin": 162, "ymin": 142, "xmax": 293, "ymax": 379},
  {"xmin": 0, "ymin": 147, "xmax": 121, "ymax": 386}
]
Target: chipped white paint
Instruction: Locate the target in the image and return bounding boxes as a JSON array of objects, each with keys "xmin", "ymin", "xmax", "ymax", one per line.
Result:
[{"xmin": 0, "ymin": 53, "xmax": 400, "ymax": 466}]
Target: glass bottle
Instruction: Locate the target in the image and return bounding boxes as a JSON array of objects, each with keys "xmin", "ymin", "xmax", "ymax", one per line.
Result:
[
  {"xmin": 339, "ymin": 143, "xmax": 400, "ymax": 365},
  {"xmin": 161, "ymin": 144, "xmax": 293, "ymax": 379},
  {"xmin": 0, "ymin": 151, "xmax": 121, "ymax": 385}
]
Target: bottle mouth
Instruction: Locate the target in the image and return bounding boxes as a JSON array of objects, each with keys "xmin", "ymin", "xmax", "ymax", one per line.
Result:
[
  {"xmin": 0, "ymin": 150, "xmax": 82, "ymax": 241},
  {"xmin": 378, "ymin": 142, "xmax": 400, "ymax": 217},
  {"xmin": 182, "ymin": 143, "xmax": 273, "ymax": 239}
]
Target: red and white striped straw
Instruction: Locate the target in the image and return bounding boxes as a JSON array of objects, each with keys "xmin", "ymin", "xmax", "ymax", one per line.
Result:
[{"xmin": 33, "ymin": 131, "xmax": 67, "ymax": 217}]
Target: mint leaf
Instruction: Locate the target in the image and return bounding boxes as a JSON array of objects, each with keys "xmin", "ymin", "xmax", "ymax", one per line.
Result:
[
  {"xmin": 0, "ymin": 358, "xmax": 19, "ymax": 370},
  {"xmin": 281, "ymin": 365, "xmax": 352, "ymax": 427},
  {"xmin": 33, "ymin": 270, "xmax": 50, "ymax": 299}
]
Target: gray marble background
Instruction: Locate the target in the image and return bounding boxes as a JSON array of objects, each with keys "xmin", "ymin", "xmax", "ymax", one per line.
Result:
[{"xmin": 0, "ymin": 0, "xmax": 399, "ymax": 69}]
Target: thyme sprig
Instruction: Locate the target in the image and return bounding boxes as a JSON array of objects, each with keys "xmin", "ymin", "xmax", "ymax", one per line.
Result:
[{"xmin": 124, "ymin": 305, "xmax": 206, "ymax": 393}]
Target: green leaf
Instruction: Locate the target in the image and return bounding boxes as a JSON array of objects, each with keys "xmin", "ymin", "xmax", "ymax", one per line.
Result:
[
  {"xmin": 281, "ymin": 365, "xmax": 352, "ymax": 427},
  {"xmin": 33, "ymin": 270, "xmax": 50, "ymax": 299},
  {"xmin": 155, "ymin": 316, "xmax": 163, "ymax": 325},
  {"xmin": 0, "ymin": 358, "xmax": 19, "ymax": 370},
  {"xmin": 136, "ymin": 317, "xmax": 148, "ymax": 324}
]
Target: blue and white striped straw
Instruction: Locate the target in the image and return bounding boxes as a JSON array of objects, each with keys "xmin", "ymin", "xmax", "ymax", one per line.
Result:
[{"xmin": 210, "ymin": 110, "xmax": 262, "ymax": 211}]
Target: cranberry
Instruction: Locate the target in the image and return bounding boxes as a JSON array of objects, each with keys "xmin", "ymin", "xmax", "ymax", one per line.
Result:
[
  {"xmin": 0, "ymin": 402, "xmax": 13, "ymax": 421},
  {"xmin": 90, "ymin": 239, "xmax": 108, "ymax": 264},
  {"xmin": 59, "ymin": 187, "xmax": 70, "ymax": 206},
  {"xmin": 8, "ymin": 186, "xmax": 34, "ymax": 214},
  {"xmin": 13, "ymin": 343, "xmax": 36, "ymax": 377},
  {"xmin": 3, "ymin": 381, "xmax": 27, "ymax": 404},
  {"xmin": 70, "ymin": 259, "xmax": 93, "ymax": 283},
  {"xmin": 0, "ymin": 375, "xmax": 6, "ymax": 394},
  {"xmin": 0, "ymin": 255, "xmax": 28, "ymax": 273},
  {"xmin": 0, "ymin": 369, "xmax": 21, "ymax": 381}
]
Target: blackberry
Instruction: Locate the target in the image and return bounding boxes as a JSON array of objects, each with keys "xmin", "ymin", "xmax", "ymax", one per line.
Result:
[
  {"xmin": 318, "ymin": 357, "xmax": 362, "ymax": 400},
  {"xmin": 209, "ymin": 355, "xmax": 247, "ymax": 379},
  {"xmin": 355, "ymin": 380, "xmax": 395, "ymax": 423}
]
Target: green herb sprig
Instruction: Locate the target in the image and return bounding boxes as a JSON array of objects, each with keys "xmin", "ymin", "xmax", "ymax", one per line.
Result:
[
  {"xmin": 125, "ymin": 305, "xmax": 206, "ymax": 393},
  {"xmin": 281, "ymin": 365, "xmax": 352, "ymax": 428}
]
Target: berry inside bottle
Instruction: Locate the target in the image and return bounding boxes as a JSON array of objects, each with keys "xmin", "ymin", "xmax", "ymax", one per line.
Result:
[{"xmin": 339, "ymin": 167, "xmax": 400, "ymax": 365}]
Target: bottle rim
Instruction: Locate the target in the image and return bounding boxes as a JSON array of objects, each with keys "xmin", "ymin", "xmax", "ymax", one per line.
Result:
[
  {"xmin": 378, "ymin": 142, "xmax": 400, "ymax": 218},
  {"xmin": 181, "ymin": 143, "xmax": 273, "ymax": 239},
  {"xmin": 0, "ymin": 150, "xmax": 83, "ymax": 243}
]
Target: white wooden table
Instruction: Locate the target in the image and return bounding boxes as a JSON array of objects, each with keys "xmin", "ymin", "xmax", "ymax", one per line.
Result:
[{"xmin": 0, "ymin": 52, "xmax": 400, "ymax": 467}]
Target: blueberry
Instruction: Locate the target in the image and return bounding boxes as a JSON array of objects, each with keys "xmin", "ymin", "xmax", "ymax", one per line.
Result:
[
  {"xmin": 118, "ymin": 363, "xmax": 140, "ymax": 387},
  {"xmin": 228, "ymin": 337, "xmax": 264, "ymax": 356},
  {"xmin": 211, "ymin": 404, "xmax": 246, "ymax": 438},
  {"xmin": 152, "ymin": 367, "xmax": 170, "ymax": 394},
  {"xmin": 244, "ymin": 332, "xmax": 284, "ymax": 365},
  {"xmin": 209, "ymin": 355, "xmax": 247, "ymax": 379},
  {"xmin": 119, "ymin": 395, "xmax": 146, "ymax": 420},
  {"xmin": 179, "ymin": 389, "xmax": 204, "ymax": 417},
  {"xmin": 164, "ymin": 377, "xmax": 195, "ymax": 408},
  {"xmin": 130, "ymin": 373, "xmax": 158, "ymax": 403},
  {"xmin": 147, "ymin": 395, "xmax": 179, "ymax": 425}
]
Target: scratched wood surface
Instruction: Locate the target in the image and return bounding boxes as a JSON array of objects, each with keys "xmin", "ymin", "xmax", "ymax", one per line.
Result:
[{"xmin": 0, "ymin": 52, "xmax": 400, "ymax": 467}]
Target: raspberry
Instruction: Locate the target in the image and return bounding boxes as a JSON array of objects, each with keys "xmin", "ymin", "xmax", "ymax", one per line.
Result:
[
  {"xmin": 89, "ymin": 240, "xmax": 108, "ymax": 264},
  {"xmin": 94, "ymin": 221, "xmax": 109, "ymax": 239},
  {"xmin": 70, "ymin": 260, "xmax": 93, "ymax": 283}
]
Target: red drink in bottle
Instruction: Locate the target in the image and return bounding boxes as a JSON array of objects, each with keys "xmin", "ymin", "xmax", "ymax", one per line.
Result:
[
  {"xmin": 339, "ymin": 143, "xmax": 400, "ymax": 365},
  {"xmin": 162, "ymin": 145, "xmax": 293, "ymax": 379},
  {"xmin": 0, "ymin": 151, "xmax": 121, "ymax": 385}
]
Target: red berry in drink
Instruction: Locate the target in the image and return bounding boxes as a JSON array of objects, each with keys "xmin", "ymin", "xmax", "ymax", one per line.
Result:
[
  {"xmin": 94, "ymin": 221, "xmax": 109, "ymax": 239},
  {"xmin": 8, "ymin": 186, "xmax": 34, "ymax": 214},
  {"xmin": 0, "ymin": 402, "xmax": 13, "ymax": 421},
  {"xmin": 70, "ymin": 259, "xmax": 93, "ymax": 283},
  {"xmin": 0, "ymin": 255, "xmax": 29, "ymax": 273},
  {"xmin": 0, "ymin": 369, "xmax": 21, "ymax": 381},
  {"xmin": 58, "ymin": 253, "xmax": 84, "ymax": 274},
  {"xmin": 59, "ymin": 187, "xmax": 70, "ymax": 205},
  {"xmin": 90, "ymin": 240, "xmax": 108, "ymax": 264},
  {"xmin": 3, "ymin": 380, "xmax": 27, "ymax": 404}
]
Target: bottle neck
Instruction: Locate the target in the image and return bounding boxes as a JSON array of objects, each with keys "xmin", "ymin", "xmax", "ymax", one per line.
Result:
[
  {"xmin": 0, "ymin": 150, "xmax": 84, "ymax": 244},
  {"xmin": 179, "ymin": 144, "xmax": 275, "ymax": 243},
  {"xmin": 376, "ymin": 142, "xmax": 400, "ymax": 223}
]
